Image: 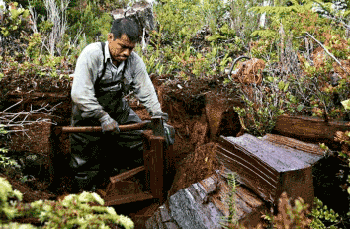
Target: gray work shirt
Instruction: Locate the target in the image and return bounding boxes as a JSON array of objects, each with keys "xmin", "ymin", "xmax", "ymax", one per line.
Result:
[{"xmin": 71, "ymin": 41, "xmax": 163, "ymax": 120}]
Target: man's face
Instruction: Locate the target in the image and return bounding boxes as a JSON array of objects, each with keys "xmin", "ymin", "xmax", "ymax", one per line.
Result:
[{"xmin": 107, "ymin": 33, "xmax": 136, "ymax": 63}]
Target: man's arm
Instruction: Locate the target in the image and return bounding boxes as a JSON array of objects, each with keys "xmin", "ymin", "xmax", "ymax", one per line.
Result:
[
  {"xmin": 71, "ymin": 43, "xmax": 106, "ymax": 119},
  {"xmin": 131, "ymin": 53, "xmax": 168, "ymax": 121}
]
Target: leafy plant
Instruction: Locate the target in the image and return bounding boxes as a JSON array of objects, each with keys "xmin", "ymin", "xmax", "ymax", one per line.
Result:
[
  {"xmin": 261, "ymin": 192, "xmax": 312, "ymax": 228},
  {"xmin": 220, "ymin": 172, "xmax": 239, "ymax": 229},
  {"xmin": 0, "ymin": 176, "xmax": 134, "ymax": 228}
]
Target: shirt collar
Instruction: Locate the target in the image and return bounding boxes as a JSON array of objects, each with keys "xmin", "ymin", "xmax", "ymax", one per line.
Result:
[{"xmin": 105, "ymin": 40, "xmax": 125, "ymax": 72}]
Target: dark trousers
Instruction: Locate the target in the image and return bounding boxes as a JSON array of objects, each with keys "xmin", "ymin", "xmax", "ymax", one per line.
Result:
[{"xmin": 69, "ymin": 109, "xmax": 143, "ymax": 192}]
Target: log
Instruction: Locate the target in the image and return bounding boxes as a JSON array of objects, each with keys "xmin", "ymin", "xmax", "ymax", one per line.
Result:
[
  {"xmin": 111, "ymin": 2, "xmax": 155, "ymax": 32},
  {"xmin": 215, "ymin": 133, "xmax": 323, "ymax": 208},
  {"xmin": 274, "ymin": 115, "xmax": 350, "ymax": 145},
  {"xmin": 145, "ymin": 174, "xmax": 267, "ymax": 229}
]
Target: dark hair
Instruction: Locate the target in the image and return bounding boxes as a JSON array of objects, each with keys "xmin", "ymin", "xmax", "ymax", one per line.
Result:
[{"xmin": 110, "ymin": 18, "xmax": 141, "ymax": 43}]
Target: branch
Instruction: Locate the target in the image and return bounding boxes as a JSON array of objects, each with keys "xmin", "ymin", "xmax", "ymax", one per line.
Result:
[
  {"xmin": 304, "ymin": 32, "xmax": 350, "ymax": 75},
  {"xmin": 0, "ymin": 102, "xmax": 57, "ymax": 133}
]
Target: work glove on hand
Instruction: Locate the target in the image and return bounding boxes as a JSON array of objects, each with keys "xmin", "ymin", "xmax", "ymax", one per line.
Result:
[
  {"xmin": 152, "ymin": 111, "xmax": 169, "ymax": 122},
  {"xmin": 152, "ymin": 112, "xmax": 175, "ymax": 147},
  {"xmin": 99, "ymin": 113, "xmax": 120, "ymax": 133}
]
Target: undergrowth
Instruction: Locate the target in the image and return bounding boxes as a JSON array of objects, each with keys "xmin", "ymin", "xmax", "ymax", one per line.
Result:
[{"xmin": 0, "ymin": 177, "xmax": 134, "ymax": 228}]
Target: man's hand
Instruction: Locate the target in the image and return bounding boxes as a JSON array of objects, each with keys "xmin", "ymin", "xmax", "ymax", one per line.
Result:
[{"xmin": 99, "ymin": 113, "xmax": 120, "ymax": 133}]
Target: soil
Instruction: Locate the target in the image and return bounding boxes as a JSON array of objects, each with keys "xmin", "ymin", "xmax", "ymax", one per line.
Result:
[
  {"xmin": 1, "ymin": 70, "xmax": 349, "ymax": 228},
  {"xmin": 0, "ymin": 72, "xmax": 241, "ymax": 227}
]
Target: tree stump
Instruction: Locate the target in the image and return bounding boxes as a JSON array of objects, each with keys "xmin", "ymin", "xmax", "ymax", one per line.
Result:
[
  {"xmin": 216, "ymin": 133, "xmax": 324, "ymax": 208},
  {"xmin": 111, "ymin": 2, "xmax": 155, "ymax": 32}
]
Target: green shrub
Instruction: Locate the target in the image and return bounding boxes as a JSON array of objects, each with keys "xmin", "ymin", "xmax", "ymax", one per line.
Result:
[{"xmin": 0, "ymin": 177, "xmax": 134, "ymax": 228}]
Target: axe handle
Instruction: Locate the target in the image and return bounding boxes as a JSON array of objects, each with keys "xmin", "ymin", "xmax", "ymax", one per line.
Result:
[{"xmin": 61, "ymin": 120, "xmax": 151, "ymax": 133}]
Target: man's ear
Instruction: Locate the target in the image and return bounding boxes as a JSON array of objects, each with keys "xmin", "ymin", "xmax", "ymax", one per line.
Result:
[{"xmin": 107, "ymin": 33, "xmax": 114, "ymax": 41}]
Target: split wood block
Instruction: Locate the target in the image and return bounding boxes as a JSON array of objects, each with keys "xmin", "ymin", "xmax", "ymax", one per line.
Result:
[
  {"xmin": 216, "ymin": 133, "xmax": 324, "ymax": 208},
  {"xmin": 142, "ymin": 130, "xmax": 166, "ymax": 202}
]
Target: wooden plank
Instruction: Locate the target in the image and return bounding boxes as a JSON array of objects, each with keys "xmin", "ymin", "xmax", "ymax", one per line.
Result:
[
  {"xmin": 109, "ymin": 166, "xmax": 145, "ymax": 184},
  {"xmin": 274, "ymin": 114, "xmax": 350, "ymax": 142},
  {"xmin": 263, "ymin": 133, "xmax": 325, "ymax": 156},
  {"xmin": 148, "ymin": 136, "xmax": 165, "ymax": 201},
  {"xmin": 104, "ymin": 192, "xmax": 154, "ymax": 206}
]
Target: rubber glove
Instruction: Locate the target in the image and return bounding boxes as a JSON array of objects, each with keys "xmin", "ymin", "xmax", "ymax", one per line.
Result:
[{"xmin": 99, "ymin": 113, "xmax": 120, "ymax": 133}]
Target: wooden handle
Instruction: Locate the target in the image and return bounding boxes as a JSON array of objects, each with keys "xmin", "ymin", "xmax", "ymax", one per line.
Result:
[{"xmin": 61, "ymin": 120, "xmax": 151, "ymax": 133}]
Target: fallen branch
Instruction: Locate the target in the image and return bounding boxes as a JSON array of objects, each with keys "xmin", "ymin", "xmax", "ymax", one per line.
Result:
[
  {"xmin": 304, "ymin": 32, "xmax": 350, "ymax": 75},
  {"xmin": 0, "ymin": 101, "xmax": 56, "ymax": 133}
]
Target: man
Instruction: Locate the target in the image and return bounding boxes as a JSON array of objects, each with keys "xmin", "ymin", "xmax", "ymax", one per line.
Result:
[{"xmin": 69, "ymin": 18, "xmax": 174, "ymax": 192}]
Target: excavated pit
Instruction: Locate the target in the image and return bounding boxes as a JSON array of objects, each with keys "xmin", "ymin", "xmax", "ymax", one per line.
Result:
[
  {"xmin": 1, "ymin": 72, "xmax": 349, "ymax": 227},
  {"xmin": 0, "ymin": 73, "xmax": 244, "ymax": 228}
]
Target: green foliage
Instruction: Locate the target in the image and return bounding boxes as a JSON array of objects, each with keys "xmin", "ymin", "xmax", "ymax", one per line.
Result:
[
  {"xmin": 0, "ymin": 126, "xmax": 19, "ymax": 171},
  {"xmin": 309, "ymin": 198, "xmax": 340, "ymax": 228},
  {"xmin": 154, "ymin": 0, "xmax": 205, "ymax": 41},
  {"xmin": 220, "ymin": 172, "xmax": 239, "ymax": 228},
  {"xmin": 0, "ymin": 177, "xmax": 134, "ymax": 228},
  {"xmin": 0, "ymin": 177, "xmax": 23, "ymax": 222},
  {"xmin": 228, "ymin": 0, "xmax": 262, "ymax": 48},
  {"xmin": 26, "ymin": 33, "xmax": 42, "ymax": 60},
  {"xmin": 21, "ymin": 192, "xmax": 134, "ymax": 228},
  {"xmin": 233, "ymin": 76, "xmax": 286, "ymax": 137},
  {"xmin": 0, "ymin": 2, "xmax": 31, "ymax": 37},
  {"xmin": 66, "ymin": 1, "xmax": 112, "ymax": 44}
]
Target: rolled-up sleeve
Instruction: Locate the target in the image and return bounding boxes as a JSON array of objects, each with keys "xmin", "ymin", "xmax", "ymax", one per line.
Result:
[
  {"xmin": 71, "ymin": 44, "xmax": 104, "ymax": 119},
  {"xmin": 131, "ymin": 54, "xmax": 167, "ymax": 120}
]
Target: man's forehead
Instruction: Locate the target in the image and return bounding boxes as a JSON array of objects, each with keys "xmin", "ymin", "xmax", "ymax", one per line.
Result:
[{"xmin": 115, "ymin": 34, "xmax": 136, "ymax": 47}]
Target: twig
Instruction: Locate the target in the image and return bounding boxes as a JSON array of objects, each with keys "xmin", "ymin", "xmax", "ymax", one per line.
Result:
[
  {"xmin": 304, "ymin": 32, "xmax": 350, "ymax": 75},
  {"xmin": 2, "ymin": 99, "xmax": 23, "ymax": 112}
]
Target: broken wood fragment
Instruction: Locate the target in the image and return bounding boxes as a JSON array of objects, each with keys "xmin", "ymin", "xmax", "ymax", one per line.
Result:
[{"xmin": 109, "ymin": 166, "xmax": 145, "ymax": 184}]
